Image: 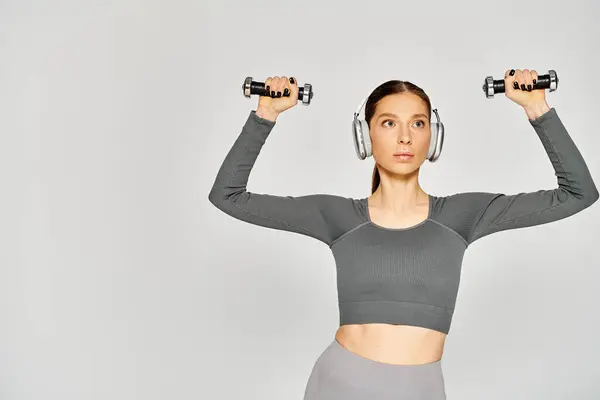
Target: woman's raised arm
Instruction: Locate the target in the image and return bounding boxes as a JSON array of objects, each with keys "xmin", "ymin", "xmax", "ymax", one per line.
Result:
[{"xmin": 208, "ymin": 108, "xmax": 354, "ymax": 246}]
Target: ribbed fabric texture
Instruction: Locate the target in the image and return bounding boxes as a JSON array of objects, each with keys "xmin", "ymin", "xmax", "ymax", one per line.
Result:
[{"xmin": 209, "ymin": 108, "xmax": 598, "ymax": 334}]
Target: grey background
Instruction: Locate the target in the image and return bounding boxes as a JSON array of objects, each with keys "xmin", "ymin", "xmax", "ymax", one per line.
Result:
[{"xmin": 1, "ymin": 1, "xmax": 599, "ymax": 399}]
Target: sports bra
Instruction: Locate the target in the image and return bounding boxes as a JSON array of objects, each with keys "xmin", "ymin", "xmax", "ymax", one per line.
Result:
[{"xmin": 208, "ymin": 107, "xmax": 598, "ymax": 334}]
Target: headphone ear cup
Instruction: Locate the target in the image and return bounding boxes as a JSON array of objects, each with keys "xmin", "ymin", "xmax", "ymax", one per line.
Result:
[
  {"xmin": 426, "ymin": 123, "xmax": 437, "ymax": 160},
  {"xmin": 360, "ymin": 120, "xmax": 372, "ymax": 157},
  {"xmin": 427, "ymin": 122, "xmax": 444, "ymax": 162},
  {"xmin": 352, "ymin": 118, "xmax": 366, "ymax": 160}
]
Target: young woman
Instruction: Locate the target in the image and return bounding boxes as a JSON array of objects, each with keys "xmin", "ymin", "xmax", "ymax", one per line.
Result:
[{"xmin": 208, "ymin": 70, "xmax": 598, "ymax": 399}]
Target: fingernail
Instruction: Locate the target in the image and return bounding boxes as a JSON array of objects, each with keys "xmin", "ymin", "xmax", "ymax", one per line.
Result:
[
  {"xmin": 266, "ymin": 85, "xmax": 270, "ymax": 91},
  {"xmin": 533, "ymin": 79, "xmax": 537, "ymax": 85},
  {"xmin": 521, "ymin": 84, "xmax": 526, "ymax": 91},
  {"xmin": 277, "ymin": 91, "xmax": 281, "ymax": 97},
  {"xmin": 283, "ymin": 88, "xmax": 289, "ymax": 96},
  {"xmin": 509, "ymin": 69, "xmax": 515, "ymax": 76},
  {"xmin": 271, "ymin": 91, "xmax": 275, "ymax": 97},
  {"xmin": 290, "ymin": 77, "xmax": 295, "ymax": 84},
  {"xmin": 527, "ymin": 84, "xmax": 532, "ymax": 91},
  {"xmin": 513, "ymin": 81, "xmax": 519, "ymax": 89}
]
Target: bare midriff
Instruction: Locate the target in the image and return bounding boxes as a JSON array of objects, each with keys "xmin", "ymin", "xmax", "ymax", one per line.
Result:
[{"xmin": 335, "ymin": 323, "xmax": 446, "ymax": 365}]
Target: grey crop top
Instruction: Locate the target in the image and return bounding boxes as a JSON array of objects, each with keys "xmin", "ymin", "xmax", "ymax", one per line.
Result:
[{"xmin": 208, "ymin": 107, "xmax": 598, "ymax": 334}]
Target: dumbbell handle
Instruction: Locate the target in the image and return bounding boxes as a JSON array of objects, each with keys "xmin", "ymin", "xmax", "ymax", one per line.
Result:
[
  {"xmin": 482, "ymin": 70, "xmax": 558, "ymax": 99},
  {"xmin": 242, "ymin": 77, "xmax": 314, "ymax": 105}
]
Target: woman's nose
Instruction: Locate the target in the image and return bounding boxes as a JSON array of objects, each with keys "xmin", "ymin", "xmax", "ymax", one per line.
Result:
[{"xmin": 397, "ymin": 131, "xmax": 411, "ymax": 144}]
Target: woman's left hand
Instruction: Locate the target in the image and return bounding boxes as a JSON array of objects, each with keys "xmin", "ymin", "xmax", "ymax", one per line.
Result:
[{"xmin": 504, "ymin": 68, "xmax": 550, "ymax": 119}]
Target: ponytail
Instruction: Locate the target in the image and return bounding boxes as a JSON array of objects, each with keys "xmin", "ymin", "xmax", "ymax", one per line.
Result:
[{"xmin": 371, "ymin": 164, "xmax": 380, "ymax": 194}]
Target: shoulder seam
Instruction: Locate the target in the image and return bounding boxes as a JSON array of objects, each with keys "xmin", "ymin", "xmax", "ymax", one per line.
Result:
[
  {"xmin": 329, "ymin": 221, "xmax": 370, "ymax": 248},
  {"xmin": 428, "ymin": 219, "xmax": 469, "ymax": 247}
]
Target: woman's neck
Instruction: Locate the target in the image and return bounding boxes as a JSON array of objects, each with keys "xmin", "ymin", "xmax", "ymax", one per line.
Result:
[{"xmin": 370, "ymin": 176, "xmax": 428, "ymax": 212}]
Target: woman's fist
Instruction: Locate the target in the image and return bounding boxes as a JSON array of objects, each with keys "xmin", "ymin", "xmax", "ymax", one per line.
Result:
[
  {"xmin": 256, "ymin": 76, "xmax": 299, "ymax": 120},
  {"xmin": 504, "ymin": 68, "xmax": 547, "ymax": 109}
]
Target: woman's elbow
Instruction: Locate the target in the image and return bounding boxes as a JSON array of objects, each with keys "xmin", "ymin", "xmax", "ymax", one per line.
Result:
[
  {"xmin": 571, "ymin": 183, "xmax": 599, "ymax": 211},
  {"xmin": 208, "ymin": 185, "xmax": 227, "ymax": 211},
  {"xmin": 208, "ymin": 185, "xmax": 245, "ymax": 217},
  {"xmin": 583, "ymin": 184, "xmax": 600, "ymax": 208}
]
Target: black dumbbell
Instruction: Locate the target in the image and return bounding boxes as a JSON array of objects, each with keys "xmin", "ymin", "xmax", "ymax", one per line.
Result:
[
  {"xmin": 482, "ymin": 70, "xmax": 558, "ymax": 99},
  {"xmin": 242, "ymin": 76, "xmax": 314, "ymax": 105}
]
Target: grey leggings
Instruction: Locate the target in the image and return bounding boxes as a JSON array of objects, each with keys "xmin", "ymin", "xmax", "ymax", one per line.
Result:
[{"xmin": 303, "ymin": 339, "xmax": 447, "ymax": 399}]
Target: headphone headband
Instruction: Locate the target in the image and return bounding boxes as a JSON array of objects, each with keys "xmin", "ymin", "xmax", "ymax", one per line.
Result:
[
  {"xmin": 354, "ymin": 95, "xmax": 368, "ymax": 119},
  {"xmin": 354, "ymin": 94, "xmax": 440, "ymax": 123}
]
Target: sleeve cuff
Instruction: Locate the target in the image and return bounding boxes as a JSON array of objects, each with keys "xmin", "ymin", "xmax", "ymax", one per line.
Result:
[
  {"xmin": 529, "ymin": 107, "xmax": 557, "ymax": 126},
  {"xmin": 250, "ymin": 110, "xmax": 277, "ymax": 127}
]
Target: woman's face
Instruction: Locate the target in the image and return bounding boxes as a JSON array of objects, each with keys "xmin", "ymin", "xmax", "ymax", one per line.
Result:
[{"xmin": 368, "ymin": 92, "xmax": 431, "ymax": 176}]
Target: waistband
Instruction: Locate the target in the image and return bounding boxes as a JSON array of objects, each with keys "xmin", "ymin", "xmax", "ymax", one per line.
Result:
[{"xmin": 316, "ymin": 339, "xmax": 446, "ymax": 394}]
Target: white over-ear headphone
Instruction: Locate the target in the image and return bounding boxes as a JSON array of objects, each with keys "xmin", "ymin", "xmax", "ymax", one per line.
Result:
[{"xmin": 352, "ymin": 94, "xmax": 445, "ymax": 162}]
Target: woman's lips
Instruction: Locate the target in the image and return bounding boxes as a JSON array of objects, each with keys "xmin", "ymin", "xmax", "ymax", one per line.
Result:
[{"xmin": 393, "ymin": 153, "xmax": 414, "ymax": 161}]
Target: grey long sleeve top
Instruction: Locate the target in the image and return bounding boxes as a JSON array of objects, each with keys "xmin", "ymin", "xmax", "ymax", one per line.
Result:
[{"xmin": 208, "ymin": 107, "xmax": 598, "ymax": 334}]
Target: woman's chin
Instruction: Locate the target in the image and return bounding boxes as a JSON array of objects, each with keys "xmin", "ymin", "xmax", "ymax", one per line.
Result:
[{"xmin": 380, "ymin": 163, "xmax": 420, "ymax": 177}]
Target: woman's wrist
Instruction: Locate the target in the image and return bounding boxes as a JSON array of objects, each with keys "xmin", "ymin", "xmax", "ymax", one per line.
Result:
[
  {"xmin": 255, "ymin": 107, "xmax": 279, "ymax": 122},
  {"xmin": 524, "ymin": 101, "xmax": 551, "ymax": 120}
]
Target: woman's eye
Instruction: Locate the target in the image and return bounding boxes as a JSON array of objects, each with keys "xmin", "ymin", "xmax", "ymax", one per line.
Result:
[{"xmin": 382, "ymin": 119, "xmax": 426, "ymax": 128}]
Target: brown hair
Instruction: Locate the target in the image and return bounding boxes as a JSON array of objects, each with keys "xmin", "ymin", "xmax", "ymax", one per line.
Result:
[{"xmin": 365, "ymin": 80, "xmax": 432, "ymax": 193}]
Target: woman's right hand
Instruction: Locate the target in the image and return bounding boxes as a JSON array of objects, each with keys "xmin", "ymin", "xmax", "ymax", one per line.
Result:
[{"xmin": 256, "ymin": 76, "xmax": 299, "ymax": 121}]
